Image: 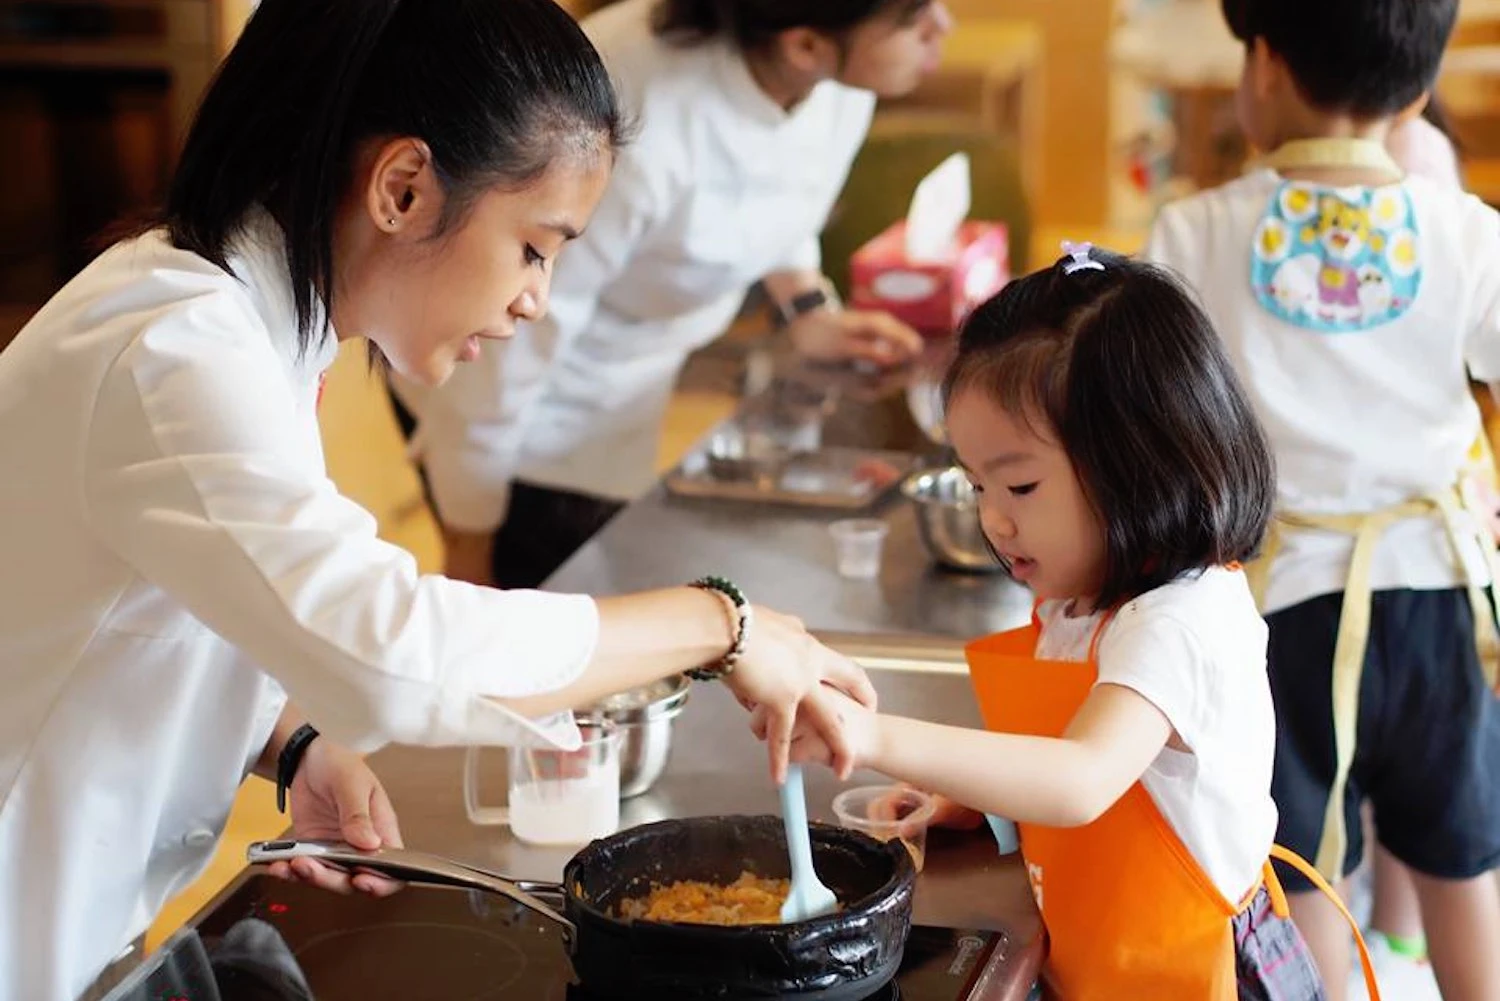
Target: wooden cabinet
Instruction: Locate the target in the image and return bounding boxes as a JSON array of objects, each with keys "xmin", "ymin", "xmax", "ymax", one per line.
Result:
[{"xmin": 946, "ymin": 0, "xmax": 1116, "ymax": 227}]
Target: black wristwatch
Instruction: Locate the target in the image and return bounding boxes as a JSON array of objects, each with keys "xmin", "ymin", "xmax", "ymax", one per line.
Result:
[
  {"xmin": 275, "ymin": 723, "xmax": 320, "ymax": 814},
  {"xmin": 771, "ymin": 283, "xmax": 838, "ymax": 330}
]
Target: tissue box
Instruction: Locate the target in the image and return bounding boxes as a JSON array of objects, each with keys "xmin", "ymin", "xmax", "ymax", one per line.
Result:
[{"xmin": 849, "ymin": 221, "xmax": 1010, "ymax": 338}]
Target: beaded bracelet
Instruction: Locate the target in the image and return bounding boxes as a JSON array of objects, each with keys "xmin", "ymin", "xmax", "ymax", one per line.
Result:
[{"xmin": 685, "ymin": 575, "xmax": 752, "ymax": 681}]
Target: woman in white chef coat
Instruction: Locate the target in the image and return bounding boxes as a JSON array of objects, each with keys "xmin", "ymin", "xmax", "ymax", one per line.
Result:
[
  {"xmin": 391, "ymin": 0, "xmax": 953, "ymax": 589},
  {"xmin": 0, "ymin": 1, "xmax": 875, "ymax": 998}
]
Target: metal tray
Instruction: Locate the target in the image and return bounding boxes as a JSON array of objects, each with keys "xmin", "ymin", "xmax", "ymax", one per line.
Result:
[{"xmin": 664, "ymin": 444, "xmax": 922, "ymax": 510}]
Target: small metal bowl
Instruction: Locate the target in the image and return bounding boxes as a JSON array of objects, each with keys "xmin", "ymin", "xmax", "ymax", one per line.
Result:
[
  {"xmin": 901, "ymin": 466, "xmax": 1006, "ymax": 574},
  {"xmin": 704, "ymin": 427, "xmax": 785, "ymax": 485},
  {"xmin": 580, "ymin": 675, "xmax": 691, "ymax": 799}
]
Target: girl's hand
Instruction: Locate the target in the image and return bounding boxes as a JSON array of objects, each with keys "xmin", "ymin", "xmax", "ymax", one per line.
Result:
[
  {"xmin": 723, "ymin": 607, "xmax": 877, "ymax": 783},
  {"xmin": 749, "ymin": 684, "xmax": 879, "ymax": 779},
  {"xmin": 927, "ymin": 792, "xmax": 986, "ymax": 830},
  {"xmin": 266, "ymin": 739, "xmax": 405, "ymax": 897},
  {"xmin": 866, "ymin": 786, "xmax": 982, "ymax": 830}
]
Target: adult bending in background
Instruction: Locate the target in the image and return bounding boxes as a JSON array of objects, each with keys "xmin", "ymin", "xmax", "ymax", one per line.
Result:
[{"xmin": 391, "ymin": 0, "xmax": 952, "ymax": 589}]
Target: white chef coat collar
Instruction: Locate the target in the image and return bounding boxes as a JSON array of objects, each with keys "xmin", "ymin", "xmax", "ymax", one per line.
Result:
[
  {"xmin": 224, "ymin": 207, "xmax": 341, "ymax": 381},
  {"xmin": 712, "ymin": 40, "xmax": 832, "ymax": 127}
]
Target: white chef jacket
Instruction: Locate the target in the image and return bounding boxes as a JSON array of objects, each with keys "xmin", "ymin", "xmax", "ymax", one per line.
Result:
[
  {"xmin": 0, "ymin": 214, "xmax": 601, "ymax": 1001},
  {"xmin": 391, "ymin": 0, "xmax": 877, "ymax": 530}
]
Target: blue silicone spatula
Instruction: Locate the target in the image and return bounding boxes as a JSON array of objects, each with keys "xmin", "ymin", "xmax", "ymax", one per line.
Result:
[{"xmin": 778, "ymin": 764, "xmax": 839, "ymax": 922}]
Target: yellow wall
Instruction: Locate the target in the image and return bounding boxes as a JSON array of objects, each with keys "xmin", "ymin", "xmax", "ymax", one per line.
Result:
[{"xmin": 948, "ymin": 0, "xmax": 1116, "ymax": 226}]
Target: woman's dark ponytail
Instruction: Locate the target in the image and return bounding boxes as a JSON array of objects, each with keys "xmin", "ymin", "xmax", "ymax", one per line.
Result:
[
  {"xmin": 165, "ymin": 0, "xmax": 402, "ymax": 354},
  {"xmin": 158, "ymin": 0, "xmax": 625, "ymax": 355},
  {"xmin": 651, "ymin": 0, "xmax": 917, "ymax": 51}
]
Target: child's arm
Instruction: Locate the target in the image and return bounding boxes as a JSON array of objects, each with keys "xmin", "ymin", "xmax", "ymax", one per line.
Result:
[{"xmin": 771, "ymin": 684, "xmax": 1174, "ymax": 828}]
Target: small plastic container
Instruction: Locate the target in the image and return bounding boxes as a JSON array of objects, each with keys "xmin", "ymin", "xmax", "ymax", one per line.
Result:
[
  {"xmin": 832, "ymin": 785, "xmax": 937, "ymax": 871},
  {"xmin": 828, "ymin": 518, "xmax": 889, "ymax": 580}
]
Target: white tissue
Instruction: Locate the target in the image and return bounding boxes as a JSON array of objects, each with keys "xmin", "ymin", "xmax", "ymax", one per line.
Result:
[{"xmin": 904, "ymin": 152, "xmax": 972, "ymax": 263}]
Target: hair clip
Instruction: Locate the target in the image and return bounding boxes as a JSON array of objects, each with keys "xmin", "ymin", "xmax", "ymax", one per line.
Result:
[{"xmin": 1061, "ymin": 240, "xmax": 1105, "ymax": 275}]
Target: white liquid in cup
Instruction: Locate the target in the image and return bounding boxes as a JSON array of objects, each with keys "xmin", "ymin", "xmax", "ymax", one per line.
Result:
[{"xmin": 508, "ymin": 773, "xmax": 620, "ymax": 846}]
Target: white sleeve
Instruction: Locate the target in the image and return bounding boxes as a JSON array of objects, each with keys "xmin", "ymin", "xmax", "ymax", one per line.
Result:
[
  {"xmin": 1093, "ymin": 610, "xmax": 1212, "ymax": 754},
  {"xmin": 1461, "ymin": 199, "xmax": 1500, "ymax": 381},
  {"xmin": 773, "ymin": 235, "xmax": 823, "ymax": 276},
  {"xmin": 83, "ymin": 296, "xmax": 600, "ymax": 753},
  {"xmin": 1141, "ymin": 202, "xmax": 1201, "ymax": 291},
  {"xmin": 406, "ymin": 151, "xmax": 671, "ymax": 532}
]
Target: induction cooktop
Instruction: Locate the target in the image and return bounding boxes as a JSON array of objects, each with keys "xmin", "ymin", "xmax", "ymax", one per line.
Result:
[{"xmin": 101, "ymin": 875, "xmax": 1020, "ymax": 1001}]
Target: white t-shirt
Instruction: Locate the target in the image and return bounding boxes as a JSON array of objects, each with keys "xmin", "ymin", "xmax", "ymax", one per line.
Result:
[
  {"xmin": 392, "ymin": 0, "xmax": 877, "ymax": 526},
  {"xmin": 1035, "ymin": 567, "xmax": 1278, "ymax": 904},
  {"xmin": 1145, "ymin": 170, "xmax": 1500, "ymax": 613}
]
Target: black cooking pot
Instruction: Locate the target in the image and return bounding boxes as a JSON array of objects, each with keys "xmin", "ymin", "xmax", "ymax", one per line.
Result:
[{"xmin": 249, "ymin": 815, "xmax": 915, "ymax": 1001}]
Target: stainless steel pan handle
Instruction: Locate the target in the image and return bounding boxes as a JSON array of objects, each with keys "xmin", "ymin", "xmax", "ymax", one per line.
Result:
[{"xmin": 246, "ymin": 839, "xmax": 575, "ymax": 941}]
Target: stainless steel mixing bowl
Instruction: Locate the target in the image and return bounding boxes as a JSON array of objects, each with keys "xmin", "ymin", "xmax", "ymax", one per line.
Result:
[
  {"xmin": 580, "ymin": 675, "xmax": 691, "ymax": 798},
  {"xmin": 901, "ymin": 465, "xmax": 1005, "ymax": 574}
]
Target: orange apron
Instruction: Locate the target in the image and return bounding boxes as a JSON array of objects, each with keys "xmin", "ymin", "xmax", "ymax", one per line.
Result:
[{"xmin": 966, "ymin": 613, "xmax": 1381, "ymax": 1000}]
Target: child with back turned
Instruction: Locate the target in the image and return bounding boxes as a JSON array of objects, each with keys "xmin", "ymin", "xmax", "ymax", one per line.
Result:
[{"xmin": 1144, "ymin": 1, "xmax": 1500, "ymax": 997}]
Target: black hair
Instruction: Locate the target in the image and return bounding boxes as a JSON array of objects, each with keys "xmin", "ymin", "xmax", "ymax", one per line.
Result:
[
  {"xmin": 943, "ymin": 250, "xmax": 1275, "ymax": 611},
  {"xmin": 1221, "ymin": 0, "xmax": 1457, "ymax": 118},
  {"xmin": 157, "ymin": 0, "xmax": 625, "ymax": 355},
  {"xmin": 651, "ymin": 0, "xmax": 931, "ymax": 51}
]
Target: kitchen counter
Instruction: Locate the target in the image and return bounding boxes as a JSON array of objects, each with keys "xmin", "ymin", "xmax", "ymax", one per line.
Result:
[
  {"xmin": 548, "ymin": 355, "xmax": 1034, "ymax": 644},
  {"xmin": 362, "ymin": 665, "xmax": 1044, "ymax": 1000},
  {"xmin": 547, "ymin": 477, "xmax": 1033, "ymax": 649}
]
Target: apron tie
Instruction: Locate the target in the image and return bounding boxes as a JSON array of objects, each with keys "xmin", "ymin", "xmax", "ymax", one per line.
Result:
[{"xmin": 1245, "ymin": 486, "xmax": 1500, "ymax": 881}]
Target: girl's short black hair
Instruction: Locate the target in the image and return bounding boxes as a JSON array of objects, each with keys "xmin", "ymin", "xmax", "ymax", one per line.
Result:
[
  {"xmin": 943, "ymin": 249, "xmax": 1275, "ymax": 610},
  {"xmin": 1221, "ymin": 0, "xmax": 1456, "ymax": 118},
  {"xmin": 157, "ymin": 0, "xmax": 626, "ymax": 356},
  {"xmin": 651, "ymin": 0, "xmax": 931, "ymax": 51}
]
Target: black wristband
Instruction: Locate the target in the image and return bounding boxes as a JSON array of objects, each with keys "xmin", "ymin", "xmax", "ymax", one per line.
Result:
[{"xmin": 275, "ymin": 723, "xmax": 320, "ymax": 814}]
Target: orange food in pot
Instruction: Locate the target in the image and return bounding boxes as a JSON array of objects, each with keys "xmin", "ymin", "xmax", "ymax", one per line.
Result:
[{"xmin": 617, "ymin": 872, "xmax": 793, "ymax": 926}]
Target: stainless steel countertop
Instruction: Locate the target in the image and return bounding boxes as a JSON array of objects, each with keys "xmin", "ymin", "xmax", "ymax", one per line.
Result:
[
  {"xmin": 365, "ymin": 667, "xmax": 1043, "ymax": 999},
  {"xmin": 548, "ymin": 352, "xmax": 1035, "ymax": 643},
  {"xmin": 548, "ymin": 482, "xmax": 1033, "ymax": 643}
]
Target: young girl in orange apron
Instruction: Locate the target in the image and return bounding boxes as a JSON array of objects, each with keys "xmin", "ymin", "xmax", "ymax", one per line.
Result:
[{"xmin": 772, "ymin": 245, "xmax": 1381, "ymax": 1000}]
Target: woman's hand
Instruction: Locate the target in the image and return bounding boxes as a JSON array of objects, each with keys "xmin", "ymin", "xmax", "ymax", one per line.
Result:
[
  {"xmin": 724, "ymin": 607, "xmax": 877, "ymax": 783},
  {"xmin": 266, "ymin": 739, "xmax": 405, "ymax": 897},
  {"xmin": 787, "ymin": 309, "xmax": 923, "ymax": 369},
  {"xmin": 749, "ymin": 684, "xmax": 880, "ymax": 780},
  {"xmin": 442, "ymin": 526, "xmax": 495, "ymax": 586}
]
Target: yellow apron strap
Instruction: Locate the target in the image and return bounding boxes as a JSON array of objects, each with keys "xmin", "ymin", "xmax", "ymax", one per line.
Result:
[
  {"xmin": 1243, "ymin": 518, "xmax": 1283, "ymax": 611},
  {"xmin": 1268, "ymin": 845, "xmax": 1382, "ymax": 1001},
  {"xmin": 1254, "ymin": 486, "xmax": 1496, "ymax": 880},
  {"xmin": 1282, "ymin": 503, "xmax": 1428, "ymax": 879},
  {"xmin": 1433, "ymin": 489, "xmax": 1500, "ymax": 689}
]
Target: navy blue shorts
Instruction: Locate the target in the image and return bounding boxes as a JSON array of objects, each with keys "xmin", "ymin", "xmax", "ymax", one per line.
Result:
[{"xmin": 1266, "ymin": 588, "xmax": 1500, "ymax": 892}]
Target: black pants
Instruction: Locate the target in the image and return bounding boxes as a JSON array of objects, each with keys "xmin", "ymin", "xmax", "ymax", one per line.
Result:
[
  {"xmin": 1267, "ymin": 587, "xmax": 1500, "ymax": 891},
  {"xmin": 388, "ymin": 386, "xmax": 624, "ymax": 589}
]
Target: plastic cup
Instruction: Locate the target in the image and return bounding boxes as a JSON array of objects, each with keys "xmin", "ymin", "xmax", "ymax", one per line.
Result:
[
  {"xmin": 832, "ymin": 785, "xmax": 936, "ymax": 871},
  {"xmin": 828, "ymin": 519, "xmax": 889, "ymax": 580}
]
